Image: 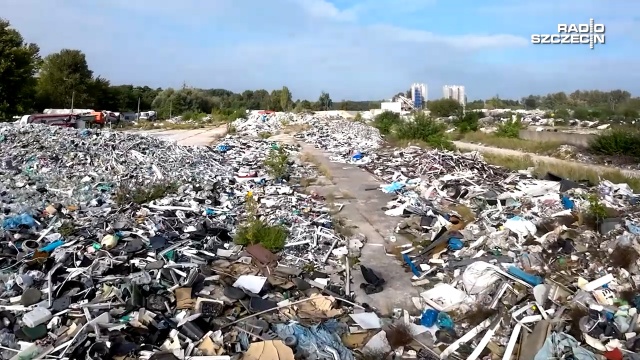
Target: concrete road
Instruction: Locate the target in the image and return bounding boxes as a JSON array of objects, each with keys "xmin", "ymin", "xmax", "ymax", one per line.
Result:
[
  {"xmin": 127, "ymin": 125, "xmax": 228, "ymax": 146},
  {"xmin": 454, "ymin": 141, "xmax": 640, "ymax": 178},
  {"xmin": 296, "ymin": 142, "xmax": 417, "ymax": 314}
]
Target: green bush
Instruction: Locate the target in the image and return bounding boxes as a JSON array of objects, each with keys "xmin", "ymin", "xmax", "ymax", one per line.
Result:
[
  {"xmin": 589, "ymin": 129, "xmax": 640, "ymax": 158},
  {"xmin": 395, "ymin": 112, "xmax": 454, "ymax": 150},
  {"xmin": 212, "ymin": 108, "xmax": 246, "ymax": 122},
  {"xmin": 620, "ymin": 108, "xmax": 639, "ymax": 120},
  {"xmin": 372, "ymin": 111, "xmax": 401, "ymax": 135},
  {"xmin": 495, "ymin": 119, "xmax": 522, "ymax": 138},
  {"xmin": 427, "ymin": 99, "xmax": 462, "ymax": 117},
  {"xmin": 264, "ymin": 147, "xmax": 289, "ymax": 178},
  {"xmin": 454, "ymin": 111, "xmax": 480, "ymax": 133},
  {"xmin": 554, "ymin": 108, "xmax": 570, "ymax": 120},
  {"xmin": 573, "ymin": 107, "xmax": 590, "ymax": 120},
  {"xmin": 181, "ymin": 111, "xmax": 207, "ymax": 120},
  {"xmin": 235, "ymin": 195, "xmax": 288, "ymax": 251},
  {"xmin": 235, "ymin": 219, "xmax": 288, "ymax": 251}
]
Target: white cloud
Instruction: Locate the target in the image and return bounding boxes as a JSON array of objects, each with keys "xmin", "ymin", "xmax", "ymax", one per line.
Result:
[{"xmin": 295, "ymin": 0, "xmax": 358, "ymax": 21}]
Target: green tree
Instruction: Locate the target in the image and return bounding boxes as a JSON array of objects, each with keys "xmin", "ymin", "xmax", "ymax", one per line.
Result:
[
  {"xmin": 0, "ymin": 18, "xmax": 41, "ymax": 119},
  {"xmin": 523, "ymin": 96, "xmax": 538, "ymax": 109},
  {"xmin": 466, "ymin": 100, "xmax": 485, "ymax": 110},
  {"xmin": 573, "ymin": 107, "xmax": 590, "ymax": 120},
  {"xmin": 299, "ymin": 100, "xmax": 312, "ymax": 109},
  {"xmin": 280, "ymin": 86, "xmax": 292, "ymax": 111},
  {"xmin": 151, "ymin": 87, "xmax": 214, "ymax": 118},
  {"xmin": 554, "ymin": 108, "xmax": 570, "ymax": 120},
  {"xmin": 317, "ymin": 91, "xmax": 332, "ymax": 111},
  {"xmin": 36, "ymin": 49, "xmax": 94, "ymax": 109},
  {"xmin": 428, "ymin": 98, "xmax": 462, "ymax": 117}
]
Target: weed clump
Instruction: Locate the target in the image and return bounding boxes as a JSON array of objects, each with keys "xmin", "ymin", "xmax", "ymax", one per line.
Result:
[
  {"xmin": 264, "ymin": 146, "xmax": 290, "ymax": 179},
  {"xmin": 495, "ymin": 118, "xmax": 522, "ymax": 138},
  {"xmin": 58, "ymin": 221, "xmax": 76, "ymax": 237},
  {"xmin": 259, "ymin": 131, "xmax": 272, "ymax": 139},
  {"xmin": 114, "ymin": 182, "xmax": 178, "ymax": 206},
  {"xmin": 234, "ymin": 194, "xmax": 288, "ymax": 251}
]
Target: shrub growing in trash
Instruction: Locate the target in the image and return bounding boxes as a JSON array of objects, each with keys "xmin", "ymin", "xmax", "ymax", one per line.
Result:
[
  {"xmin": 114, "ymin": 182, "xmax": 179, "ymax": 206},
  {"xmin": 234, "ymin": 194, "xmax": 288, "ymax": 251},
  {"xmin": 394, "ymin": 112, "xmax": 455, "ymax": 150},
  {"xmin": 495, "ymin": 118, "xmax": 522, "ymax": 138},
  {"xmin": 264, "ymin": 147, "xmax": 289, "ymax": 179},
  {"xmin": 372, "ymin": 111, "xmax": 401, "ymax": 135}
]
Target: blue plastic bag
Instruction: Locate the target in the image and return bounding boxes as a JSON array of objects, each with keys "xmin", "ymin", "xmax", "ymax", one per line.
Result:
[{"xmin": 2, "ymin": 213, "xmax": 36, "ymax": 229}]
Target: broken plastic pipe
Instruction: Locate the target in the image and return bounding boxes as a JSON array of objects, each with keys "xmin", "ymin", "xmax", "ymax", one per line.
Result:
[
  {"xmin": 440, "ymin": 317, "xmax": 493, "ymax": 359},
  {"xmin": 501, "ymin": 323, "xmax": 522, "ymax": 360},
  {"xmin": 322, "ymin": 238, "xmax": 339, "ymax": 264},
  {"xmin": 467, "ymin": 319, "xmax": 501, "ymax": 360}
]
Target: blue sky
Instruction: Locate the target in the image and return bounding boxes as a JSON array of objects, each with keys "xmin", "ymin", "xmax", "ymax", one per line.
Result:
[{"xmin": 2, "ymin": 0, "xmax": 638, "ymax": 101}]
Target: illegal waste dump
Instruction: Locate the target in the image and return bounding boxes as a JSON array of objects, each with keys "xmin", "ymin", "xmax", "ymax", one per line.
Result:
[
  {"xmin": 0, "ymin": 123, "xmax": 385, "ymax": 359},
  {"xmin": 292, "ymin": 116, "xmax": 640, "ymax": 358},
  {"xmin": 4, "ymin": 115, "xmax": 640, "ymax": 359}
]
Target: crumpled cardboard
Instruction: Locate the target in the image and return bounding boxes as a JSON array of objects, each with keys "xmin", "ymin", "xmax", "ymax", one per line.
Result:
[
  {"xmin": 243, "ymin": 340, "xmax": 294, "ymax": 360},
  {"xmin": 280, "ymin": 293, "xmax": 343, "ymax": 321}
]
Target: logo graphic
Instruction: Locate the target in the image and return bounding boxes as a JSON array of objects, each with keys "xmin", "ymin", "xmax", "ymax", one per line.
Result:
[{"xmin": 531, "ymin": 19, "xmax": 605, "ymax": 49}]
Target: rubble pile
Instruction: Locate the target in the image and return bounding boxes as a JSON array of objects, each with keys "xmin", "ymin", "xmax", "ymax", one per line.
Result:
[
  {"xmin": 294, "ymin": 117, "xmax": 640, "ymax": 358},
  {"xmin": 294, "ymin": 118, "xmax": 383, "ymax": 156},
  {"xmin": 231, "ymin": 112, "xmax": 310, "ymax": 136},
  {"xmin": 0, "ymin": 124, "xmax": 370, "ymax": 359},
  {"xmin": 4, "ymin": 116, "xmax": 640, "ymax": 359}
]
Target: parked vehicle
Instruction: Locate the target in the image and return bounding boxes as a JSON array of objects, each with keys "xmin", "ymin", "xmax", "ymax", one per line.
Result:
[{"xmin": 17, "ymin": 113, "xmax": 94, "ymax": 128}]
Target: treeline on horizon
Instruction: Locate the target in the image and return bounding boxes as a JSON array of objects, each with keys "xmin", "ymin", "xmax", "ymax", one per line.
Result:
[{"xmin": 2, "ymin": 18, "xmax": 640, "ymax": 121}]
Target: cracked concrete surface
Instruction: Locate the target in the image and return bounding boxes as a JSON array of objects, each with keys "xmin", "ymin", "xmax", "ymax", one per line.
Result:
[{"xmin": 296, "ymin": 142, "xmax": 418, "ymax": 314}]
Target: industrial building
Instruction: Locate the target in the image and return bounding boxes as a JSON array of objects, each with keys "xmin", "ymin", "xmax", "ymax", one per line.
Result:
[
  {"xmin": 410, "ymin": 83, "xmax": 427, "ymax": 109},
  {"xmin": 377, "ymin": 83, "xmax": 428, "ymax": 114},
  {"xmin": 443, "ymin": 85, "xmax": 466, "ymax": 105}
]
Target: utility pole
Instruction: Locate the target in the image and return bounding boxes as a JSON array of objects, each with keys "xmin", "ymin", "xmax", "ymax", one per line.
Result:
[
  {"xmin": 71, "ymin": 91, "xmax": 75, "ymax": 112},
  {"xmin": 169, "ymin": 101, "xmax": 172, "ymax": 118},
  {"xmin": 137, "ymin": 97, "xmax": 141, "ymax": 120}
]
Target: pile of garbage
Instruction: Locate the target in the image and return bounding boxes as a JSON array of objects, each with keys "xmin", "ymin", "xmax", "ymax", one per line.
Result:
[
  {"xmin": 5, "ymin": 115, "xmax": 640, "ymax": 359},
  {"xmin": 231, "ymin": 112, "xmax": 310, "ymax": 137},
  {"xmin": 0, "ymin": 124, "xmax": 376, "ymax": 359},
  {"xmin": 294, "ymin": 117, "xmax": 640, "ymax": 359}
]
